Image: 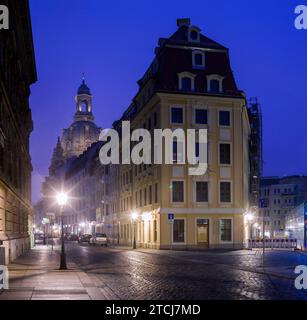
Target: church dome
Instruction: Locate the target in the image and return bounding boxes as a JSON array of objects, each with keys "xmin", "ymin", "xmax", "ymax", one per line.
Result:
[
  {"xmin": 59, "ymin": 78, "xmax": 101, "ymax": 160},
  {"xmin": 61, "ymin": 120, "xmax": 101, "ymax": 159}
]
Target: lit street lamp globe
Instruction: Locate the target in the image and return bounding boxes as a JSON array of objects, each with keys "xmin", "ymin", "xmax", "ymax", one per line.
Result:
[
  {"xmin": 56, "ymin": 192, "xmax": 68, "ymax": 206},
  {"xmin": 131, "ymin": 212, "xmax": 138, "ymax": 221},
  {"xmin": 245, "ymin": 212, "xmax": 254, "ymax": 222}
]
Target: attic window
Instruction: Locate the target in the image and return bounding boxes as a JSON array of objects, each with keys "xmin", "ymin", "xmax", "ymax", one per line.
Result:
[
  {"xmin": 190, "ymin": 30, "xmax": 198, "ymax": 40},
  {"xmin": 192, "ymin": 51, "xmax": 205, "ymax": 69},
  {"xmin": 206, "ymin": 74, "xmax": 224, "ymax": 93},
  {"xmin": 188, "ymin": 27, "xmax": 200, "ymax": 42},
  {"xmin": 178, "ymin": 72, "xmax": 196, "ymax": 91}
]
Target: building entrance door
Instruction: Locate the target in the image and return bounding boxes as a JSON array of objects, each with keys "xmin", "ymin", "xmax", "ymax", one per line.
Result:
[{"xmin": 197, "ymin": 219, "xmax": 209, "ymax": 246}]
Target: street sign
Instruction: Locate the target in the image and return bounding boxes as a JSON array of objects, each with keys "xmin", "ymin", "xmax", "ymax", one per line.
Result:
[
  {"xmin": 168, "ymin": 213, "xmax": 174, "ymax": 223},
  {"xmin": 259, "ymin": 198, "xmax": 269, "ymax": 208}
]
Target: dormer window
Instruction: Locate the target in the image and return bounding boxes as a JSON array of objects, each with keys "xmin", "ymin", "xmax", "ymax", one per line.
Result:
[
  {"xmin": 206, "ymin": 74, "xmax": 224, "ymax": 93},
  {"xmin": 192, "ymin": 50, "xmax": 205, "ymax": 69},
  {"xmin": 178, "ymin": 72, "xmax": 196, "ymax": 91},
  {"xmin": 188, "ymin": 27, "xmax": 200, "ymax": 42},
  {"xmin": 210, "ymin": 80, "xmax": 220, "ymax": 93},
  {"xmin": 182, "ymin": 77, "xmax": 192, "ymax": 91}
]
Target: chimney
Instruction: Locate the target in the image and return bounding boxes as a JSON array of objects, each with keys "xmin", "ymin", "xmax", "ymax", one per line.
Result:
[{"xmin": 177, "ymin": 18, "xmax": 191, "ymax": 28}]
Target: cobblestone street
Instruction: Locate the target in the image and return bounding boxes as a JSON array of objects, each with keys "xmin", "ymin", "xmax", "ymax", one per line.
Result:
[
  {"xmin": 1, "ymin": 243, "xmax": 307, "ymax": 300},
  {"xmin": 66, "ymin": 244, "xmax": 307, "ymax": 300}
]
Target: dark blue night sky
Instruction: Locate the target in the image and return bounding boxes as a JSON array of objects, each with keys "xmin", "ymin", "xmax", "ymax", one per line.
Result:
[{"xmin": 29, "ymin": 0, "xmax": 307, "ymax": 202}]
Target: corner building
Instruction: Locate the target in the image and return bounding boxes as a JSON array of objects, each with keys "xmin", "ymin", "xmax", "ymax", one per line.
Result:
[{"xmin": 117, "ymin": 19, "xmax": 251, "ymax": 249}]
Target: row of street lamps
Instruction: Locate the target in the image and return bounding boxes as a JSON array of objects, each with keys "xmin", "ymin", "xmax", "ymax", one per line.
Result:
[{"xmin": 51, "ymin": 194, "xmax": 264, "ymax": 269}]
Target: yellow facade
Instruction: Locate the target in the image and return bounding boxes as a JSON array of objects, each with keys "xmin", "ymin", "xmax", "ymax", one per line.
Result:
[{"xmin": 118, "ymin": 92, "xmax": 250, "ymax": 250}]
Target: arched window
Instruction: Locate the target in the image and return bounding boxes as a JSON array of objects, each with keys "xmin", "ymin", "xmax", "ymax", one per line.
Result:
[
  {"xmin": 206, "ymin": 75, "xmax": 224, "ymax": 93},
  {"xmin": 178, "ymin": 72, "xmax": 196, "ymax": 91},
  {"xmin": 81, "ymin": 101, "xmax": 87, "ymax": 112},
  {"xmin": 192, "ymin": 51, "xmax": 205, "ymax": 69},
  {"xmin": 190, "ymin": 30, "xmax": 198, "ymax": 41},
  {"xmin": 210, "ymin": 80, "xmax": 220, "ymax": 93},
  {"xmin": 181, "ymin": 77, "xmax": 192, "ymax": 91},
  {"xmin": 188, "ymin": 27, "xmax": 201, "ymax": 42}
]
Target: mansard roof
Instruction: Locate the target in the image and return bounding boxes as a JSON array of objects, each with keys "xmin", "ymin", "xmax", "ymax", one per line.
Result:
[{"xmin": 117, "ymin": 18, "xmax": 243, "ymax": 124}]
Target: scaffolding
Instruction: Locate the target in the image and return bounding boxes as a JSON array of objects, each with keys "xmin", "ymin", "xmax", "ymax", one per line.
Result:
[{"xmin": 248, "ymin": 97, "xmax": 263, "ymax": 208}]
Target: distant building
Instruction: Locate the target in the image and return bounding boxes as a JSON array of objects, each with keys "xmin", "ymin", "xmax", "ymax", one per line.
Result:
[
  {"xmin": 64, "ymin": 142, "xmax": 119, "ymax": 242},
  {"xmin": 37, "ymin": 80, "xmax": 101, "ymax": 226},
  {"xmin": 259, "ymin": 176, "xmax": 307, "ymax": 238},
  {"xmin": 0, "ymin": 0, "xmax": 37, "ymax": 264},
  {"xmin": 285, "ymin": 202, "xmax": 306, "ymax": 250}
]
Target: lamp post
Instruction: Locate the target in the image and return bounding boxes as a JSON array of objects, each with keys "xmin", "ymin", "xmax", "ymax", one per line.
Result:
[
  {"xmin": 56, "ymin": 192, "xmax": 68, "ymax": 270},
  {"xmin": 245, "ymin": 212, "xmax": 254, "ymax": 249},
  {"xmin": 131, "ymin": 212, "xmax": 138, "ymax": 249}
]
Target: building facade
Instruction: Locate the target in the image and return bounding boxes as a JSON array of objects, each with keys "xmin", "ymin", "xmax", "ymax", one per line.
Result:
[
  {"xmin": 0, "ymin": 0, "xmax": 37, "ymax": 264},
  {"xmin": 258, "ymin": 176, "xmax": 307, "ymax": 238},
  {"xmin": 285, "ymin": 202, "xmax": 306, "ymax": 250},
  {"xmin": 64, "ymin": 143, "xmax": 120, "ymax": 242},
  {"xmin": 116, "ymin": 18, "xmax": 251, "ymax": 249}
]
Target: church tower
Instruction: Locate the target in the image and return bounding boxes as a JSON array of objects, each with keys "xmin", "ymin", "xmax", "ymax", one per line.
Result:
[
  {"xmin": 74, "ymin": 77, "xmax": 94, "ymax": 122},
  {"xmin": 60, "ymin": 77, "xmax": 101, "ymax": 160},
  {"xmin": 49, "ymin": 137, "xmax": 65, "ymax": 176}
]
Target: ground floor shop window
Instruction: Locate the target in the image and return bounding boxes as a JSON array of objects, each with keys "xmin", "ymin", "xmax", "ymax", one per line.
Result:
[{"xmin": 173, "ymin": 219, "xmax": 185, "ymax": 243}]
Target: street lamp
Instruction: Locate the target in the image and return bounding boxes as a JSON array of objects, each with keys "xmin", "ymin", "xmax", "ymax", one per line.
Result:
[
  {"xmin": 56, "ymin": 192, "xmax": 68, "ymax": 270},
  {"xmin": 131, "ymin": 212, "xmax": 138, "ymax": 249},
  {"xmin": 244, "ymin": 211, "xmax": 255, "ymax": 246}
]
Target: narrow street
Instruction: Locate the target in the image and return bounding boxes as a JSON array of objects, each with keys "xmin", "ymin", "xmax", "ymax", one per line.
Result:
[{"xmin": 1, "ymin": 243, "xmax": 307, "ymax": 300}]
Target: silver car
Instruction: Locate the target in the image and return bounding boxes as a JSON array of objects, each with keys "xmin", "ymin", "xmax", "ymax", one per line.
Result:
[{"xmin": 90, "ymin": 233, "xmax": 108, "ymax": 246}]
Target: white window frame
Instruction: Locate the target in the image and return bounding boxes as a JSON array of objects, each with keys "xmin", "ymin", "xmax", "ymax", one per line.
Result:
[
  {"xmin": 219, "ymin": 180, "xmax": 233, "ymax": 204},
  {"xmin": 192, "ymin": 105, "xmax": 209, "ymax": 126},
  {"xmin": 178, "ymin": 72, "xmax": 196, "ymax": 91},
  {"xmin": 188, "ymin": 26, "xmax": 201, "ymax": 42},
  {"xmin": 192, "ymin": 50, "xmax": 205, "ymax": 69},
  {"xmin": 194, "ymin": 180, "xmax": 209, "ymax": 204},
  {"xmin": 218, "ymin": 142, "xmax": 232, "ymax": 166},
  {"xmin": 218, "ymin": 109, "xmax": 232, "ymax": 128},
  {"xmin": 206, "ymin": 74, "xmax": 224, "ymax": 93},
  {"xmin": 171, "ymin": 179, "xmax": 185, "ymax": 204},
  {"xmin": 170, "ymin": 105, "xmax": 185, "ymax": 125},
  {"xmin": 172, "ymin": 218, "xmax": 186, "ymax": 244},
  {"xmin": 219, "ymin": 217, "xmax": 233, "ymax": 244}
]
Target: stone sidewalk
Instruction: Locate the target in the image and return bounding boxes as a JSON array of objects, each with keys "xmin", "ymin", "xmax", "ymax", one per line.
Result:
[{"xmin": 0, "ymin": 245, "xmax": 107, "ymax": 300}]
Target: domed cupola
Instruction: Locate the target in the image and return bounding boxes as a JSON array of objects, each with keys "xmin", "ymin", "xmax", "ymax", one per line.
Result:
[
  {"xmin": 74, "ymin": 76, "xmax": 94, "ymax": 122},
  {"xmin": 77, "ymin": 78, "xmax": 91, "ymax": 95}
]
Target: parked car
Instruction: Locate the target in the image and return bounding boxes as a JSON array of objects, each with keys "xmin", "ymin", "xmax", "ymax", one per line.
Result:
[
  {"xmin": 68, "ymin": 234, "xmax": 79, "ymax": 241},
  {"xmin": 90, "ymin": 233, "xmax": 108, "ymax": 246},
  {"xmin": 78, "ymin": 234, "xmax": 92, "ymax": 244}
]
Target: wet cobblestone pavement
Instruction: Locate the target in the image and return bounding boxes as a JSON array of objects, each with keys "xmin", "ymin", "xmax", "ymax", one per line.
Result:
[{"xmin": 65, "ymin": 243, "xmax": 307, "ymax": 300}]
